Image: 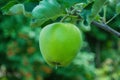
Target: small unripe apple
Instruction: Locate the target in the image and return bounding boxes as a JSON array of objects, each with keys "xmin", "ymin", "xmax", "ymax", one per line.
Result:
[{"xmin": 39, "ymin": 22, "xmax": 83, "ymax": 67}]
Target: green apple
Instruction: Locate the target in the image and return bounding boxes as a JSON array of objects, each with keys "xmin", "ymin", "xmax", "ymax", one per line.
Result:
[{"xmin": 39, "ymin": 22, "xmax": 83, "ymax": 67}]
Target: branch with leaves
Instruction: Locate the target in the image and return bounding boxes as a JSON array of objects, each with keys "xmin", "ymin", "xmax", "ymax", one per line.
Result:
[{"xmin": 1, "ymin": 0, "xmax": 120, "ymax": 38}]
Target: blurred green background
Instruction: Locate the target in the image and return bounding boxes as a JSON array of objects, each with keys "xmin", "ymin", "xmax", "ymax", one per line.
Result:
[{"xmin": 0, "ymin": 0, "xmax": 120, "ymax": 80}]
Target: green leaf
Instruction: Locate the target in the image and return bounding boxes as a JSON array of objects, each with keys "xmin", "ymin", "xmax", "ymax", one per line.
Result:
[
  {"xmin": 6, "ymin": 4, "xmax": 24, "ymax": 15},
  {"xmin": 2, "ymin": 3, "xmax": 32, "ymax": 17},
  {"xmin": 116, "ymin": 2, "xmax": 120, "ymax": 14},
  {"xmin": 1, "ymin": 0, "xmax": 17, "ymax": 14},
  {"xmin": 31, "ymin": 0, "xmax": 64, "ymax": 27},
  {"xmin": 88, "ymin": 0, "xmax": 107, "ymax": 23},
  {"xmin": 78, "ymin": 20, "xmax": 91, "ymax": 32}
]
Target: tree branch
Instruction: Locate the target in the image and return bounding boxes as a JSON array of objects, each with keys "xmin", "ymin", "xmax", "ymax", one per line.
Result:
[{"xmin": 91, "ymin": 21, "xmax": 120, "ymax": 38}]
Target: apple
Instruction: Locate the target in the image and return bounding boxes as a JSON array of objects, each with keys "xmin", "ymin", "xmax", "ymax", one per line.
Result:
[{"xmin": 39, "ymin": 22, "xmax": 83, "ymax": 67}]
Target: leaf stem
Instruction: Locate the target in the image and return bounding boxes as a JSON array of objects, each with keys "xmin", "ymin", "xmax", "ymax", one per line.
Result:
[
  {"xmin": 106, "ymin": 14, "xmax": 118, "ymax": 24},
  {"xmin": 103, "ymin": 5, "xmax": 107, "ymax": 22},
  {"xmin": 60, "ymin": 8, "xmax": 77, "ymax": 22},
  {"xmin": 60, "ymin": 14, "xmax": 69, "ymax": 22}
]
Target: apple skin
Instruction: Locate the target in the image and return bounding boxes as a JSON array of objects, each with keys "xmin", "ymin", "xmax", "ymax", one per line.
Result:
[{"xmin": 39, "ymin": 22, "xmax": 82, "ymax": 67}]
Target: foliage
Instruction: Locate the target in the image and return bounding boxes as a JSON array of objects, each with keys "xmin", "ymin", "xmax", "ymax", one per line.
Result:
[{"xmin": 0, "ymin": 0, "xmax": 120, "ymax": 80}]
